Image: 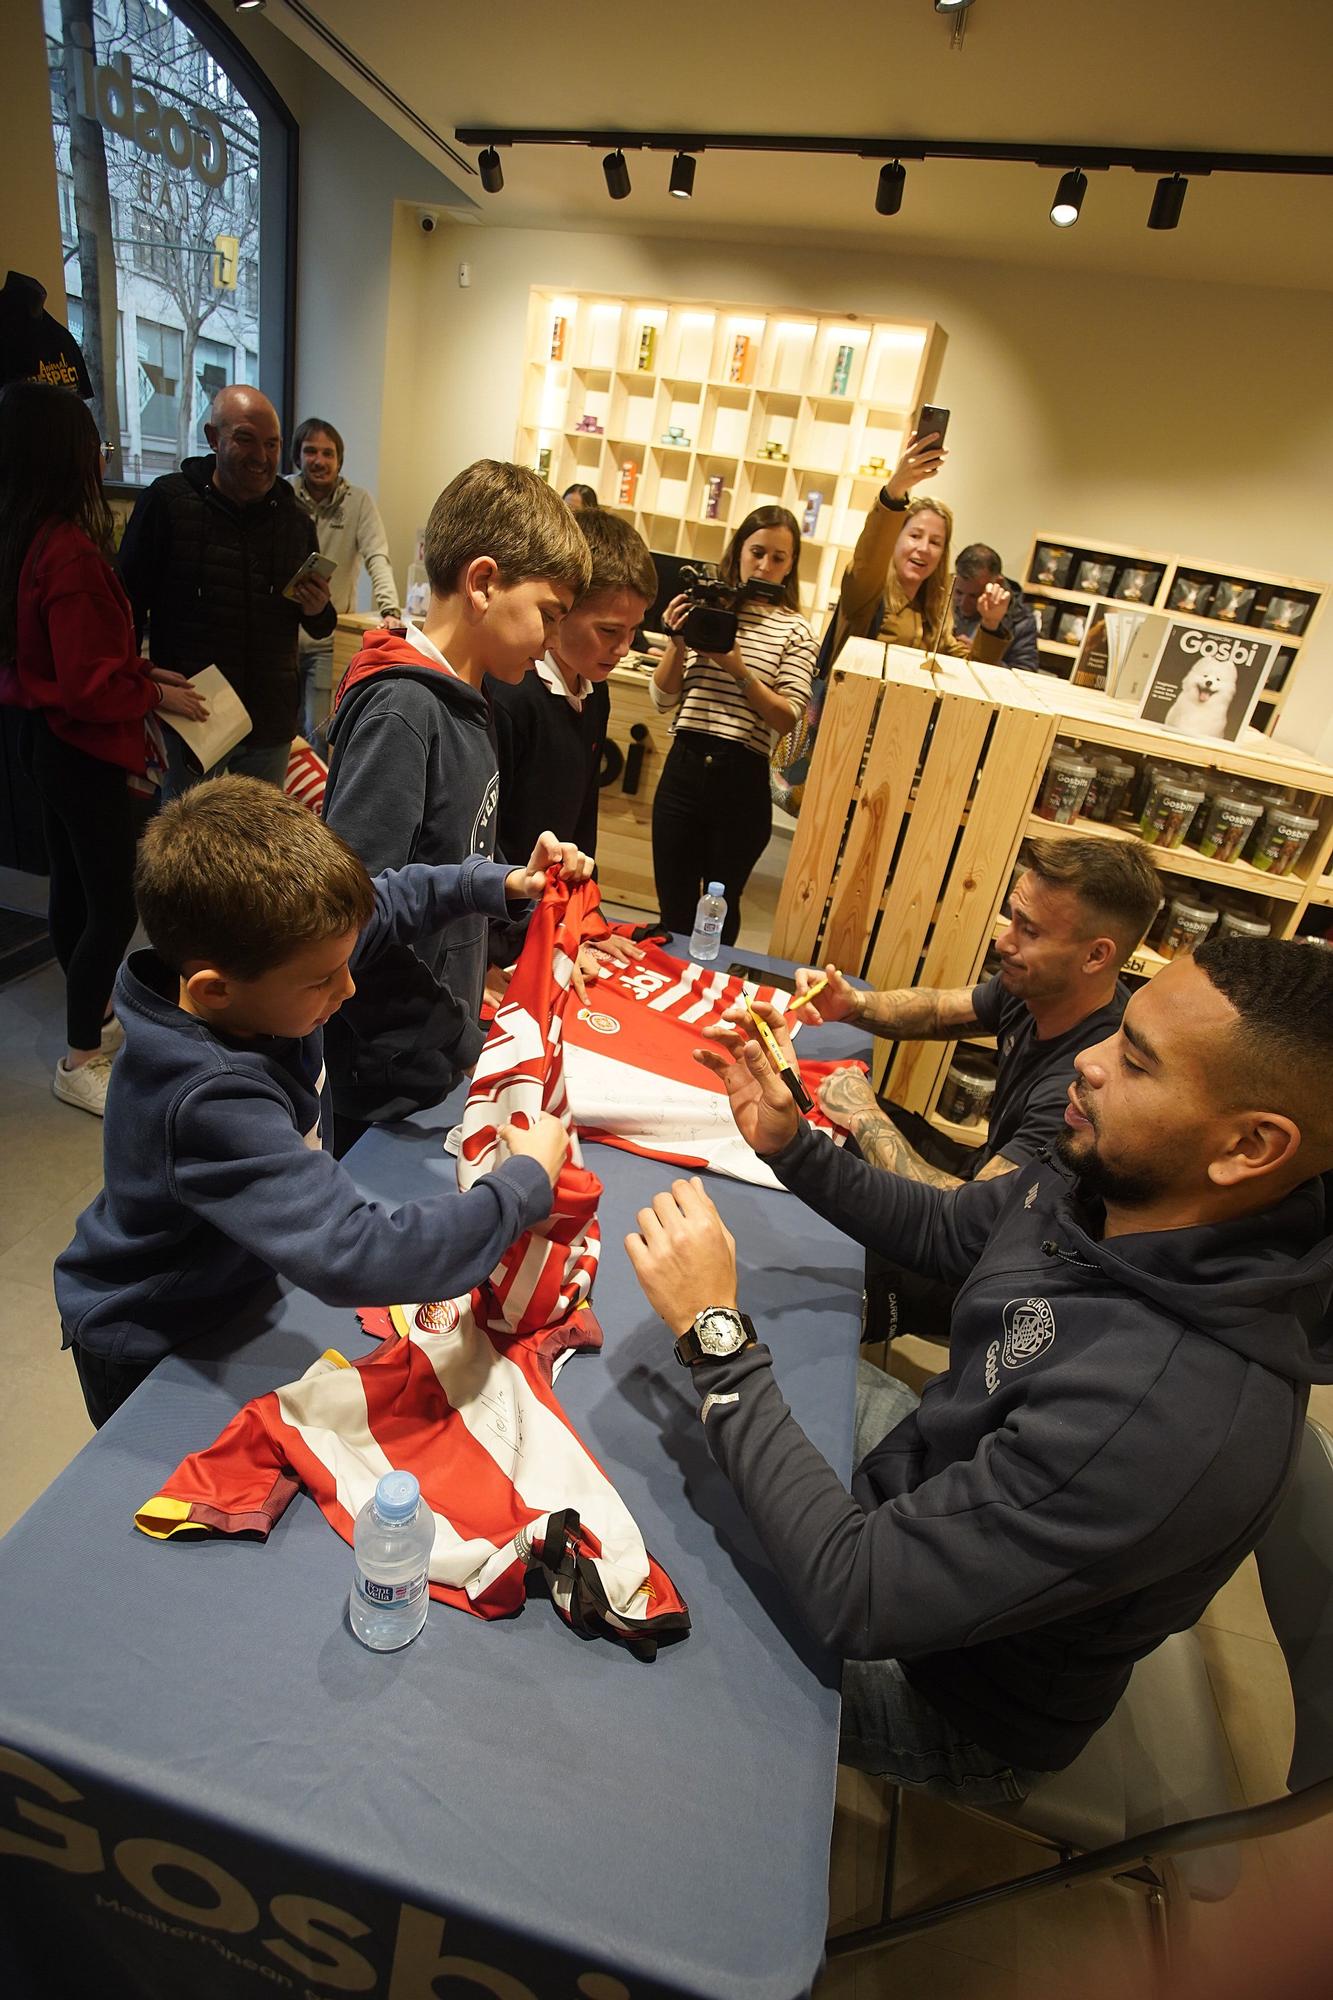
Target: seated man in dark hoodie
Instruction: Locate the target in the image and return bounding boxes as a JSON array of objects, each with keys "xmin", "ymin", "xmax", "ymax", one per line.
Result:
[
  {"xmin": 56, "ymin": 777, "xmax": 583, "ymax": 1428},
  {"xmin": 321, "ymin": 460, "xmax": 593, "ymax": 1155},
  {"xmin": 626, "ymin": 936, "xmax": 1333, "ymax": 1799}
]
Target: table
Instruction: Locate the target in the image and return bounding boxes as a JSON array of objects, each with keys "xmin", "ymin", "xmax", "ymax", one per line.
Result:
[{"xmin": 0, "ymin": 973, "xmax": 867, "ymax": 2000}]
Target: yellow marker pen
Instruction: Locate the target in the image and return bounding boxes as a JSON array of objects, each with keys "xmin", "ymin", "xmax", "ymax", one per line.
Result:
[{"xmin": 743, "ymin": 994, "xmax": 814, "ymax": 1114}]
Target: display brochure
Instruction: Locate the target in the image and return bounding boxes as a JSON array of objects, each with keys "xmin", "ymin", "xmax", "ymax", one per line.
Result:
[
  {"xmin": 155, "ymin": 666, "xmax": 251, "ymax": 772},
  {"xmin": 1106, "ymin": 610, "xmax": 1170, "ymax": 707},
  {"xmin": 1138, "ymin": 624, "xmax": 1277, "ymax": 743}
]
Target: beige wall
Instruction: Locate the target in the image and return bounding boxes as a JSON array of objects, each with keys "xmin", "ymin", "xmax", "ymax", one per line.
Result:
[
  {"xmin": 378, "ymin": 220, "xmax": 1333, "ymax": 752},
  {"xmin": 2, "ymin": 0, "xmax": 67, "ymax": 311}
]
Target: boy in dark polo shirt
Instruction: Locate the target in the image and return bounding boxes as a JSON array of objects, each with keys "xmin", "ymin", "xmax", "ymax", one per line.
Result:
[{"xmin": 488, "ymin": 510, "xmax": 657, "ymax": 866}]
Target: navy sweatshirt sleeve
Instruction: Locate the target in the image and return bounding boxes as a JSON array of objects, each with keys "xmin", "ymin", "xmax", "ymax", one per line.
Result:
[
  {"xmin": 767, "ymin": 1119, "xmax": 1008, "ymax": 1283},
  {"xmin": 324, "ymin": 708, "xmax": 429, "ymax": 875},
  {"xmin": 169, "ymin": 1077, "xmax": 551, "ymax": 1308},
  {"xmin": 356, "ymin": 857, "xmax": 518, "ymax": 965}
]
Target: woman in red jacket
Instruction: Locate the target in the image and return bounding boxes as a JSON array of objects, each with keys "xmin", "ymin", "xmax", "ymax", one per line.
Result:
[{"xmin": 0, "ymin": 381, "xmax": 206, "ymax": 1115}]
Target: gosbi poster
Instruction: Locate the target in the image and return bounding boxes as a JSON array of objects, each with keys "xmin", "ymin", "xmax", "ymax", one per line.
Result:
[{"xmin": 1138, "ymin": 623, "xmax": 1277, "ymax": 742}]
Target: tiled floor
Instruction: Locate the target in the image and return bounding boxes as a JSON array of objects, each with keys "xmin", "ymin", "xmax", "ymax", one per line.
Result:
[{"xmin": 2, "ymin": 884, "xmax": 1330, "ymax": 1994}]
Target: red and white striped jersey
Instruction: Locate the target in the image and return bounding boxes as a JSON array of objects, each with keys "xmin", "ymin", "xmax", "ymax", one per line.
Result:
[
  {"xmin": 134, "ymin": 873, "xmax": 689, "ymax": 1655},
  {"xmin": 562, "ymin": 939, "xmax": 861, "ymax": 1187},
  {"xmin": 284, "ymin": 737, "xmax": 328, "ymax": 815}
]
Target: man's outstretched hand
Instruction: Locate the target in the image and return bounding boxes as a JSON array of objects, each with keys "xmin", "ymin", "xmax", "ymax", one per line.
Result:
[
  {"xmin": 625, "ymin": 1177, "xmax": 738, "ymax": 1338},
  {"xmin": 694, "ymin": 1036, "xmax": 800, "ymax": 1159}
]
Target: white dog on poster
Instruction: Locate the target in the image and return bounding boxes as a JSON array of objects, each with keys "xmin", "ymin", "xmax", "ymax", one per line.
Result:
[{"xmin": 1163, "ymin": 655, "xmax": 1238, "ymax": 737}]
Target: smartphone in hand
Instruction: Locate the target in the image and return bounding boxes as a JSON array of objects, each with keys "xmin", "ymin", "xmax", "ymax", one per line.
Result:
[
  {"xmin": 915, "ymin": 404, "xmax": 951, "ymax": 449},
  {"xmin": 282, "ymin": 552, "xmax": 338, "ymax": 601}
]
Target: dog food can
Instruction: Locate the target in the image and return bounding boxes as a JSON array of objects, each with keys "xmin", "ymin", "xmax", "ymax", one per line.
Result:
[
  {"xmin": 1139, "ymin": 775, "xmax": 1206, "ymax": 848},
  {"xmin": 1075, "ymin": 559, "xmax": 1116, "ymax": 594},
  {"xmin": 1155, "ymin": 895, "xmax": 1219, "ymax": 960},
  {"xmin": 1210, "ymin": 580, "xmax": 1256, "ymax": 623},
  {"xmin": 1083, "ymin": 754, "xmax": 1136, "ymax": 823},
  {"xmin": 1032, "ymin": 544, "xmax": 1072, "ymax": 587},
  {"xmin": 1214, "ymin": 910, "xmax": 1271, "ymax": 942},
  {"xmin": 1168, "ymin": 575, "xmax": 1213, "ymax": 616},
  {"xmin": 938, "ymin": 1055, "xmax": 997, "ymax": 1129},
  {"xmin": 1035, "ymin": 750, "xmax": 1098, "ymax": 824},
  {"xmin": 1114, "ymin": 565, "xmax": 1161, "ymax": 603},
  {"xmin": 1248, "ymin": 807, "xmax": 1320, "ymax": 876},
  {"xmin": 1195, "ymin": 791, "xmax": 1263, "ymax": 863}
]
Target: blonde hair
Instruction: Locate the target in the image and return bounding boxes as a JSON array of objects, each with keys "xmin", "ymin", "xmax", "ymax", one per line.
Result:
[
  {"xmin": 424, "ymin": 460, "xmax": 591, "ymax": 599},
  {"xmin": 136, "ymin": 776, "xmax": 375, "ymax": 978},
  {"xmin": 886, "ymin": 495, "xmax": 955, "ymax": 643}
]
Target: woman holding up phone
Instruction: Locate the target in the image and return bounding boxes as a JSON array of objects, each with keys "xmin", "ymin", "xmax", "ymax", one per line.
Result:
[
  {"xmin": 831, "ymin": 427, "xmax": 1012, "ymax": 665},
  {"xmin": 0, "ymin": 381, "xmax": 208, "ymax": 1116},
  {"xmin": 650, "ymin": 505, "xmax": 816, "ymax": 946}
]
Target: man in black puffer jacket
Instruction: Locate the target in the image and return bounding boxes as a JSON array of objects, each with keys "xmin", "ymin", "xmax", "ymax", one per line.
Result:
[{"xmin": 118, "ymin": 385, "xmax": 336, "ymax": 790}]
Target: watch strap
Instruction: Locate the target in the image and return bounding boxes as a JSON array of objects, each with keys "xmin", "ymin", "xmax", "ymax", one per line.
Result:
[
  {"xmin": 673, "ymin": 1309, "xmax": 758, "ymax": 1368},
  {"xmin": 880, "ymin": 489, "xmax": 910, "ymax": 512}
]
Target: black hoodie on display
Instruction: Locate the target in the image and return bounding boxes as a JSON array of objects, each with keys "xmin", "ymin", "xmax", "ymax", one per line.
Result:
[
  {"xmin": 689, "ymin": 1121, "xmax": 1333, "ymax": 1771},
  {"xmin": 321, "ymin": 628, "xmax": 528, "ymax": 1124}
]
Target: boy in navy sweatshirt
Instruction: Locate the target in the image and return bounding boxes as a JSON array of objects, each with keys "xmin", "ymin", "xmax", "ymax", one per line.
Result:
[
  {"xmin": 321, "ymin": 460, "xmax": 593, "ymax": 1150},
  {"xmin": 56, "ymin": 776, "xmax": 585, "ymax": 1428}
]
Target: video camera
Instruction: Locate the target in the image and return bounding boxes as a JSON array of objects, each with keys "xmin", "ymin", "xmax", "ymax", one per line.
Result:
[{"xmin": 676, "ymin": 564, "xmax": 786, "ymax": 654}]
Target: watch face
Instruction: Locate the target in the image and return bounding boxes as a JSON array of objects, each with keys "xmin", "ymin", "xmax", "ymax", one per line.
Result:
[{"xmin": 694, "ymin": 1309, "xmax": 748, "ymax": 1357}]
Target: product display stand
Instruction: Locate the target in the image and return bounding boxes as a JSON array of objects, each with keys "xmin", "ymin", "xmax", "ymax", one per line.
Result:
[
  {"xmin": 770, "ymin": 641, "xmax": 1333, "ymax": 1149},
  {"xmin": 1023, "ymin": 531, "xmax": 1328, "ymax": 735},
  {"xmin": 514, "ymin": 289, "xmax": 943, "ymax": 630}
]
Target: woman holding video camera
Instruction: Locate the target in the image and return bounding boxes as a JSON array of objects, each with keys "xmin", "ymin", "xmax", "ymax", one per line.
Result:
[
  {"xmin": 833, "ymin": 428, "xmax": 1011, "ymax": 663},
  {"xmin": 650, "ymin": 504, "xmax": 816, "ymax": 945}
]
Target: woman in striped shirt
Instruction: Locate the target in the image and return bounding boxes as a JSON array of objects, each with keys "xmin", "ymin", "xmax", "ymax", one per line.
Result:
[{"xmin": 650, "ymin": 505, "xmax": 816, "ymax": 946}]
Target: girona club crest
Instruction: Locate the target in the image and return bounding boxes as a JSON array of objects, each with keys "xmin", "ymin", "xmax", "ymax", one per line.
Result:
[
  {"xmin": 1000, "ymin": 1297, "xmax": 1056, "ymax": 1369},
  {"xmin": 414, "ymin": 1299, "xmax": 462, "ymax": 1334}
]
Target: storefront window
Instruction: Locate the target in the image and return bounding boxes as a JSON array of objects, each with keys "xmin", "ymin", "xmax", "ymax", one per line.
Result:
[{"xmin": 43, "ymin": 0, "xmax": 293, "ymax": 484}]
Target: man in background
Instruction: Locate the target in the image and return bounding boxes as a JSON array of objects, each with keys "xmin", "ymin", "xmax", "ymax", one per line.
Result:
[
  {"xmin": 289, "ymin": 416, "xmax": 400, "ymax": 746},
  {"xmin": 118, "ymin": 386, "xmax": 334, "ymax": 789},
  {"xmin": 952, "ymin": 543, "xmax": 1039, "ymax": 670}
]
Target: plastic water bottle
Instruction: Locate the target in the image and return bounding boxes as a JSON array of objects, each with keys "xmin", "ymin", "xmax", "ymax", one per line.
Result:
[
  {"xmin": 349, "ymin": 1470, "xmax": 435, "ymax": 1651},
  {"xmin": 689, "ymin": 881, "xmax": 727, "ymax": 962}
]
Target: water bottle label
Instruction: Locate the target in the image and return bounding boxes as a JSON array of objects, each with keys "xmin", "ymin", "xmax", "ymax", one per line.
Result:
[
  {"xmin": 698, "ymin": 916, "xmax": 722, "ymax": 935},
  {"xmin": 355, "ymin": 1567, "xmax": 427, "ymax": 1608}
]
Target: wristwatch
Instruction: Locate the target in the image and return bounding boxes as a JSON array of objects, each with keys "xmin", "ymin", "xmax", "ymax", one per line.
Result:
[
  {"xmin": 674, "ymin": 1307, "xmax": 757, "ymax": 1368},
  {"xmin": 880, "ymin": 488, "xmax": 910, "ymax": 511}
]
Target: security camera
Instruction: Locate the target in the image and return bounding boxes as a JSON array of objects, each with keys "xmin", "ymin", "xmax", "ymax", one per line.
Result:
[{"xmin": 418, "ymin": 210, "xmax": 440, "ymax": 235}]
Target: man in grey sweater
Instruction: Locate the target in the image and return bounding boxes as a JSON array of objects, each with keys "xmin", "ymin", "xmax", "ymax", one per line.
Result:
[
  {"xmin": 626, "ymin": 937, "xmax": 1333, "ymax": 1801},
  {"xmin": 289, "ymin": 416, "xmax": 400, "ymax": 744}
]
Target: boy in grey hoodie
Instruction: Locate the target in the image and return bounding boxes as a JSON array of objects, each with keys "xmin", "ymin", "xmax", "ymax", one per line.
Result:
[{"xmin": 627, "ymin": 937, "xmax": 1333, "ymax": 1793}]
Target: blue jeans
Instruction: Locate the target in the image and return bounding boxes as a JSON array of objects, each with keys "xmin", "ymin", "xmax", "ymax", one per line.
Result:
[
  {"xmin": 163, "ymin": 729, "xmax": 292, "ymax": 800},
  {"xmin": 839, "ymin": 1361, "xmax": 1039, "ymax": 1804}
]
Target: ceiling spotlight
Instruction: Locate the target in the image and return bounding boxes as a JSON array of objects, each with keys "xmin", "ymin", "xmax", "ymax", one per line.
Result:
[
  {"xmin": 875, "ymin": 160, "xmax": 906, "ymax": 216},
  {"xmin": 478, "ymin": 147, "xmax": 504, "ymax": 194},
  {"xmin": 934, "ymin": 0, "xmax": 973, "ymax": 9},
  {"xmin": 668, "ymin": 152, "xmax": 695, "ymax": 199},
  {"xmin": 1050, "ymin": 167, "xmax": 1087, "ymax": 228},
  {"xmin": 603, "ymin": 150, "xmax": 631, "ymax": 201},
  {"xmin": 232, "ymin": 0, "xmax": 266, "ymax": 11},
  {"xmin": 1148, "ymin": 172, "xmax": 1187, "ymax": 230}
]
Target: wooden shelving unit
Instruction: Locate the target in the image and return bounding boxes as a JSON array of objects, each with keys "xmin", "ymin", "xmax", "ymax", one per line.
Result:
[
  {"xmin": 514, "ymin": 290, "xmax": 943, "ymax": 630},
  {"xmin": 771, "ymin": 643, "xmax": 1333, "ymax": 1144},
  {"xmin": 1022, "ymin": 532, "xmax": 1328, "ymax": 736}
]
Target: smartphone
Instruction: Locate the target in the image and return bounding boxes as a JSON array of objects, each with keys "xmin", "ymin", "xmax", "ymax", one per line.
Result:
[
  {"xmin": 726, "ymin": 957, "xmax": 789, "ymax": 991},
  {"xmin": 915, "ymin": 404, "xmax": 950, "ymax": 450},
  {"xmin": 282, "ymin": 551, "xmax": 338, "ymax": 601}
]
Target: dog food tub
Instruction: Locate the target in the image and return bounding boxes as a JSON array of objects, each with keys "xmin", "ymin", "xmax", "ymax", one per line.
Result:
[
  {"xmin": 1139, "ymin": 774, "xmax": 1206, "ymax": 849},
  {"xmin": 1083, "ymin": 754, "xmax": 1137, "ymax": 824},
  {"xmin": 1035, "ymin": 750, "xmax": 1097, "ymax": 824},
  {"xmin": 1155, "ymin": 894, "xmax": 1219, "ymax": 960},
  {"xmin": 1247, "ymin": 806, "xmax": 1321, "ymax": 876},
  {"xmin": 1214, "ymin": 909, "xmax": 1272, "ymax": 943},
  {"xmin": 938, "ymin": 1055, "xmax": 997, "ymax": 1130},
  {"xmin": 1195, "ymin": 790, "xmax": 1264, "ymax": 864}
]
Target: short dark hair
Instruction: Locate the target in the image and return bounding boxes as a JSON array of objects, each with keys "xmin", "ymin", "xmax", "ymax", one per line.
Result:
[
  {"xmin": 956, "ymin": 543, "xmax": 1004, "ymax": 579},
  {"xmin": 1023, "ymin": 835, "xmax": 1163, "ymax": 961},
  {"xmin": 136, "ymin": 776, "xmax": 375, "ymax": 979},
  {"xmin": 720, "ymin": 505, "xmax": 803, "ymax": 612},
  {"xmin": 292, "ymin": 417, "xmax": 345, "ymax": 471},
  {"xmin": 423, "ymin": 460, "xmax": 591, "ymax": 599},
  {"xmin": 562, "ymin": 484, "xmax": 599, "ymax": 509},
  {"xmin": 575, "ymin": 508, "xmax": 657, "ymax": 604},
  {"xmin": 1195, "ymin": 936, "xmax": 1333, "ymax": 1149}
]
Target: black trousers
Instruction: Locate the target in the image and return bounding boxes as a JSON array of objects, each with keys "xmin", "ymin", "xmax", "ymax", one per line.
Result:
[
  {"xmin": 19, "ymin": 713, "xmax": 152, "ymax": 1050},
  {"xmin": 651, "ymin": 732, "xmax": 772, "ymax": 948},
  {"xmin": 70, "ymin": 1343, "xmax": 154, "ymax": 1429}
]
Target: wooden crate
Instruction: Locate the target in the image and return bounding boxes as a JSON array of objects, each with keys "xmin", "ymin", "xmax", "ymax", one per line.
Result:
[{"xmin": 769, "ymin": 643, "xmax": 1056, "ymax": 1108}]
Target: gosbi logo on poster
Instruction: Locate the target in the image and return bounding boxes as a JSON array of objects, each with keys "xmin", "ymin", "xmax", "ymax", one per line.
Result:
[
  {"xmin": 0, "ymin": 1744, "xmax": 636, "ymax": 1997},
  {"xmin": 1178, "ymin": 630, "xmax": 1258, "ymax": 667}
]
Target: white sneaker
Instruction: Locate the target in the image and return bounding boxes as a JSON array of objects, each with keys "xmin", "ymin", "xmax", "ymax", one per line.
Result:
[
  {"xmin": 100, "ymin": 1015, "xmax": 125, "ymax": 1055},
  {"xmin": 53, "ymin": 1053, "xmax": 115, "ymax": 1117}
]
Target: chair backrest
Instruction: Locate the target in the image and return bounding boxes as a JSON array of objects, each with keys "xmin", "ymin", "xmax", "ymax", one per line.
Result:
[{"xmin": 1255, "ymin": 1418, "xmax": 1333, "ymax": 1792}]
